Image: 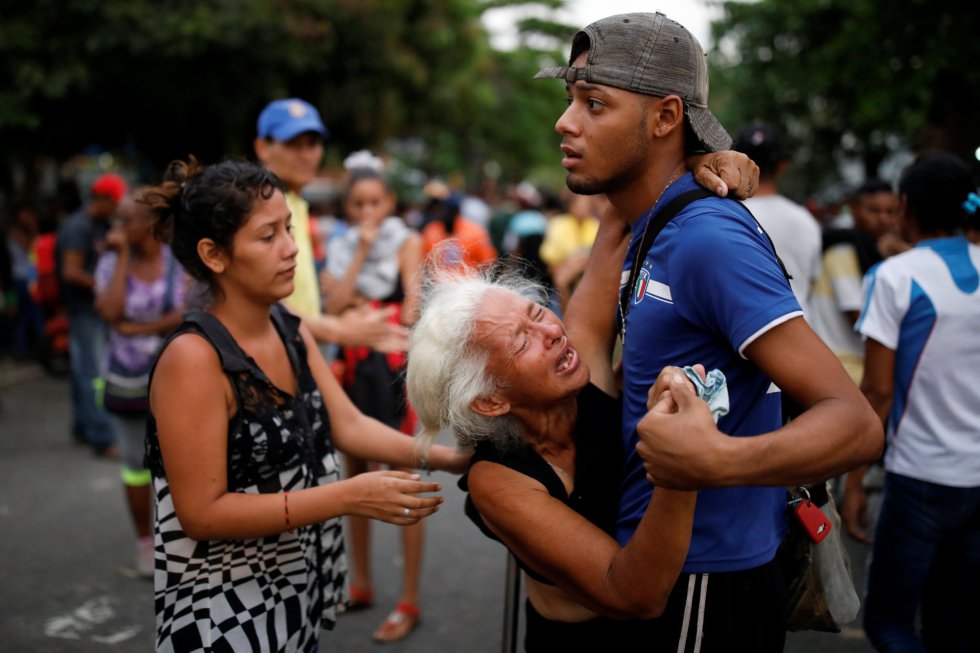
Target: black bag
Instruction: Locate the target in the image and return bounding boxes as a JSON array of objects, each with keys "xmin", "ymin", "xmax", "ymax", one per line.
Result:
[{"xmin": 103, "ymin": 354, "xmax": 152, "ymax": 414}]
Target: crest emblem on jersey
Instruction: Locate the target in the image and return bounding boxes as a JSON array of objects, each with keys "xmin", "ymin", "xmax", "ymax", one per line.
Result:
[{"xmin": 634, "ymin": 268, "xmax": 650, "ymax": 304}]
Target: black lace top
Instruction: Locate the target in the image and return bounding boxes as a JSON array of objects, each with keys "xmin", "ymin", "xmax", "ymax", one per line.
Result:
[{"xmin": 458, "ymin": 383, "xmax": 624, "ymax": 585}]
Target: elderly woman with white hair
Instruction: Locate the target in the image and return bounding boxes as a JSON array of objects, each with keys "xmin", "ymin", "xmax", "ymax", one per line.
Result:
[
  {"xmin": 406, "ymin": 152, "xmax": 757, "ymax": 650},
  {"xmin": 407, "ymin": 248, "xmax": 705, "ymax": 649}
]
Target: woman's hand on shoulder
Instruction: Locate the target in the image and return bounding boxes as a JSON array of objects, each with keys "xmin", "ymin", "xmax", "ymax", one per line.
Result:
[
  {"xmin": 340, "ymin": 470, "xmax": 443, "ymax": 525},
  {"xmin": 427, "ymin": 444, "xmax": 473, "ymax": 475}
]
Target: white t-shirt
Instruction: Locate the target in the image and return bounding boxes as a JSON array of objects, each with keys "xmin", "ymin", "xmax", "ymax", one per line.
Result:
[
  {"xmin": 857, "ymin": 237, "xmax": 980, "ymax": 487},
  {"xmin": 742, "ymin": 195, "xmax": 822, "ymax": 316}
]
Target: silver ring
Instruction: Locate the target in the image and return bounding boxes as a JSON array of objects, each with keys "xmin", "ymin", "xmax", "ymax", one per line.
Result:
[{"xmin": 402, "ymin": 507, "xmax": 410, "ymax": 518}]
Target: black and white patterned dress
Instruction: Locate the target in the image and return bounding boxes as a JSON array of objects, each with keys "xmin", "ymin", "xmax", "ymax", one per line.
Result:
[{"xmin": 145, "ymin": 305, "xmax": 347, "ymax": 652}]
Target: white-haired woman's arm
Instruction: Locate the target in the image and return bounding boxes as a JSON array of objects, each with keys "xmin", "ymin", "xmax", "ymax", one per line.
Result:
[{"xmin": 468, "ymin": 453, "xmax": 695, "ymax": 619}]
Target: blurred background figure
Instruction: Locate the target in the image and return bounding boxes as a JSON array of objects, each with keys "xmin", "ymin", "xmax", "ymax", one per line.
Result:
[
  {"xmin": 254, "ymin": 98, "xmax": 330, "ymax": 329},
  {"xmin": 809, "ymin": 179, "xmax": 899, "ymax": 386},
  {"xmin": 320, "ymin": 158, "xmax": 427, "ymax": 643},
  {"xmin": 30, "ymin": 202, "xmax": 71, "ymax": 376},
  {"xmin": 5, "ymin": 203, "xmax": 46, "ymax": 361},
  {"xmin": 845, "ymin": 152, "xmax": 980, "ymax": 653},
  {"xmin": 94, "ymin": 192, "xmax": 186, "ymax": 576},
  {"xmin": 57, "ymin": 173, "xmax": 127, "ymax": 457},
  {"xmin": 540, "ymin": 191, "xmax": 604, "ymax": 316},
  {"xmin": 420, "ymin": 181, "xmax": 498, "ymax": 269},
  {"xmin": 254, "ymin": 98, "xmax": 408, "ymax": 354},
  {"xmin": 733, "ymin": 123, "xmax": 822, "ymax": 318}
]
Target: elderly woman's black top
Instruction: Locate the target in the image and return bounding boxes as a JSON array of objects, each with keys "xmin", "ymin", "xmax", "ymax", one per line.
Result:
[{"xmin": 457, "ymin": 383, "xmax": 624, "ymax": 585}]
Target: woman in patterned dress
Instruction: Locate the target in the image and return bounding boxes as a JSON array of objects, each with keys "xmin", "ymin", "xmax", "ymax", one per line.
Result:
[{"xmin": 140, "ymin": 158, "xmax": 468, "ymax": 653}]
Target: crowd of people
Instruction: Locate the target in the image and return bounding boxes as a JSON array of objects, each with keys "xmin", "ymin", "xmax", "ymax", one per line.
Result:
[{"xmin": 0, "ymin": 9, "xmax": 978, "ymax": 653}]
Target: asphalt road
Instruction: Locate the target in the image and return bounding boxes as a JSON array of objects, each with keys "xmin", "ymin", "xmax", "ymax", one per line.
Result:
[{"xmin": 0, "ymin": 365, "xmax": 875, "ymax": 652}]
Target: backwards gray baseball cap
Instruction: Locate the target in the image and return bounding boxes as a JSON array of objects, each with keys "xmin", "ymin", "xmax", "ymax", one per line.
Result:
[{"xmin": 535, "ymin": 12, "xmax": 731, "ymax": 152}]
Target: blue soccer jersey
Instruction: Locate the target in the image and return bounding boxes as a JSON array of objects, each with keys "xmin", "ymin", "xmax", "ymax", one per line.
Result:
[{"xmin": 617, "ymin": 173, "xmax": 803, "ymax": 573}]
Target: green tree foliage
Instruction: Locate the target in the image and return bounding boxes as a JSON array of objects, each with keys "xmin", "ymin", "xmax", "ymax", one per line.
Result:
[
  {"xmin": 0, "ymin": 0, "xmax": 571, "ymax": 194},
  {"xmin": 710, "ymin": 0, "xmax": 980, "ymax": 193}
]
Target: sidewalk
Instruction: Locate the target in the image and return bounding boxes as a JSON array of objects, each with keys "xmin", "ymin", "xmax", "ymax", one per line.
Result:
[{"xmin": 0, "ymin": 357, "xmax": 45, "ymax": 390}]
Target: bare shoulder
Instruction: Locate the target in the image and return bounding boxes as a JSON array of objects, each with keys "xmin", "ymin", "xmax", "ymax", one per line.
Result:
[
  {"xmin": 152, "ymin": 332, "xmax": 225, "ymax": 397},
  {"xmin": 156, "ymin": 331, "xmax": 220, "ymax": 372}
]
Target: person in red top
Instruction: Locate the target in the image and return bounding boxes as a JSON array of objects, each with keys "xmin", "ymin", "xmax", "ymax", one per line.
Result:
[{"xmin": 421, "ymin": 188, "xmax": 497, "ymax": 268}]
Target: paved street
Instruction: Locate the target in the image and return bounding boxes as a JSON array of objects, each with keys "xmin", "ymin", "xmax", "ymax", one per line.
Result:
[{"xmin": 0, "ymin": 364, "xmax": 874, "ymax": 652}]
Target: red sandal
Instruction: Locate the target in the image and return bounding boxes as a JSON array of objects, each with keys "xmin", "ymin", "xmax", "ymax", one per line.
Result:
[
  {"xmin": 347, "ymin": 585, "xmax": 374, "ymax": 611},
  {"xmin": 372, "ymin": 602, "xmax": 421, "ymax": 643}
]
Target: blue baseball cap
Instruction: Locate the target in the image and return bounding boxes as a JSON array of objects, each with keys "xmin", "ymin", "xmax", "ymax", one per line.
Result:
[{"xmin": 256, "ymin": 98, "xmax": 329, "ymax": 142}]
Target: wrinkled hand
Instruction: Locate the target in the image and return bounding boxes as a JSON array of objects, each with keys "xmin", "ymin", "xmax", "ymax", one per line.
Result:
[
  {"xmin": 338, "ymin": 305, "xmax": 409, "ymax": 353},
  {"xmin": 841, "ymin": 485, "xmax": 871, "ymax": 544},
  {"xmin": 636, "ymin": 370, "xmax": 724, "ymax": 490},
  {"xmin": 688, "ymin": 151, "xmax": 760, "ymax": 200},
  {"xmin": 646, "ymin": 364, "xmax": 706, "ymax": 410},
  {"xmin": 346, "ymin": 470, "xmax": 442, "ymax": 525}
]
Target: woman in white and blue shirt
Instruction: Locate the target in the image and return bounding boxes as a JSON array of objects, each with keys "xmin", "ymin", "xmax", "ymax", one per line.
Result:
[{"xmin": 847, "ymin": 152, "xmax": 980, "ymax": 653}]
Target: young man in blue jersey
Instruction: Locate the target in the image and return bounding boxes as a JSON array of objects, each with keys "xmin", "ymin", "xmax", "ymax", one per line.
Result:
[{"xmin": 536, "ymin": 12, "xmax": 882, "ymax": 651}]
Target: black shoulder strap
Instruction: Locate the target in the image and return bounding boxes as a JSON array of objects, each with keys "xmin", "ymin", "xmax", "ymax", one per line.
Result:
[
  {"xmin": 269, "ymin": 303, "xmax": 305, "ymax": 378},
  {"xmin": 146, "ymin": 311, "xmax": 249, "ymax": 478},
  {"xmin": 147, "ymin": 311, "xmax": 250, "ymax": 393},
  {"xmin": 182, "ymin": 311, "xmax": 252, "ymax": 374},
  {"xmin": 620, "ymin": 189, "xmax": 713, "ymax": 328},
  {"xmin": 619, "ymin": 189, "xmax": 792, "ymax": 333}
]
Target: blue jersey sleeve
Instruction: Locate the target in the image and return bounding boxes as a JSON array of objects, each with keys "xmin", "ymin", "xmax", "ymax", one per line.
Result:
[{"xmin": 666, "ymin": 201, "xmax": 802, "ymax": 355}]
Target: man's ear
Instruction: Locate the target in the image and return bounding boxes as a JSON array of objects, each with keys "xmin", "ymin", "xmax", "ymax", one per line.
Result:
[
  {"xmin": 471, "ymin": 393, "xmax": 511, "ymax": 417},
  {"xmin": 652, "ymin": 95, "xmax": 685, "ymax": 138},
  {"xmin": 197, "ymin": 238, "xmax": 227, "ymax": 275},
  {"xmin": 253, "ymin": 137, "xmax": 270, "ymax": 165}
]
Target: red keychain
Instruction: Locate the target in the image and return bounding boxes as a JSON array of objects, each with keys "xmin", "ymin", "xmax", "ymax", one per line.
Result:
[{"xmin": 792, "ymin": 487, "xmax": 832, "ymax": 543}]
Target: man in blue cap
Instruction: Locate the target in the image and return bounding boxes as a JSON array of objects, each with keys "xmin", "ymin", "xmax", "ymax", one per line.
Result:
[{"xmin": 254, "ymin": 98, "xmax": 406, "ymax": 350}]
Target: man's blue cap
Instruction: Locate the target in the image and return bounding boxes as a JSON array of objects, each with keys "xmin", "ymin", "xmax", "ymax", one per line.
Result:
[{"xmin": 256, "ymin": 98, "xmax": 329, "ymax": 142}]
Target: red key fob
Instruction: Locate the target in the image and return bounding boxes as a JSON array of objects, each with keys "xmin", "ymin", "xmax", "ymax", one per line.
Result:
[{"xmin": 793, "ymin": 499, "xmax": 832, "ymax": 543}]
